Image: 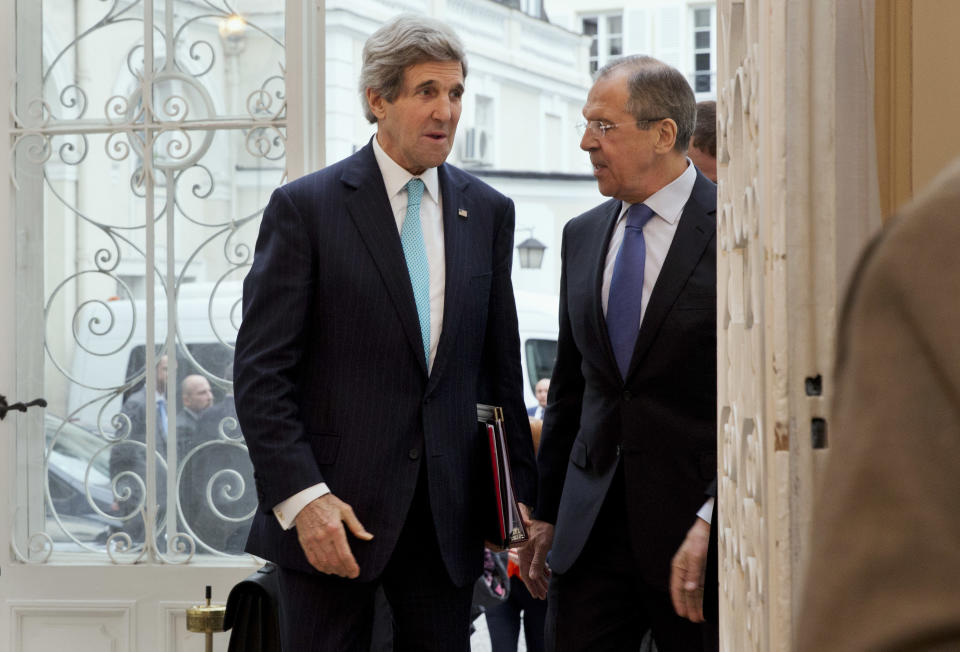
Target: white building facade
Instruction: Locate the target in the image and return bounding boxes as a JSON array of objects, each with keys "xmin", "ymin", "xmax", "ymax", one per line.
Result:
[{"xmin": 546, "ymin": 0, "xmax": 717, "ymax": 101}]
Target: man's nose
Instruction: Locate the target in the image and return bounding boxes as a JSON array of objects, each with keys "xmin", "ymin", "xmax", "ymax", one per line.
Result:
[
  {"xmin": 432, "ymin": 97, "xmax": 452, "ymax": 121},
  {"xmin": 580, "ymin": 130, "xmax": 597, "ymax": 152}
]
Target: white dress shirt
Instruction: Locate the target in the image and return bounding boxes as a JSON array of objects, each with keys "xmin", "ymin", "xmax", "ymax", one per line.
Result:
[
  {"xmin": 372, "ymin": 135, "xmax": 446, "ymax": 372},
  {"xmin": 601, "ymin": 160, "xmax": 696, "ymax": 322},
  {"xmin": 272, "ymin": 137, "xmax": 448, "ymax": 530},
  {"xmin": 600, "ymin": 160, "xmax": 714, "ymax": 525}
]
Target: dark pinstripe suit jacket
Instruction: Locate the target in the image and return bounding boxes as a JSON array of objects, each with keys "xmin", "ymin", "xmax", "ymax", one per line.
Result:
[
  {"xmin": 233, "ymin": 142, "xmax": 537, "ymax": 586},
  {"xmin": 535, "ymin": 170, "xmax": 717, "ymax": 592}
]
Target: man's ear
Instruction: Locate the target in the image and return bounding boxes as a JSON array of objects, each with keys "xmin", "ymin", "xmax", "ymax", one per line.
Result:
[
  {"xmin": 654, "ymin": 118, "xmax": 678, "ymax": 154},
  {"xmin": 366, "ymin": 87, "xmax": 387, "ymax": 121}
]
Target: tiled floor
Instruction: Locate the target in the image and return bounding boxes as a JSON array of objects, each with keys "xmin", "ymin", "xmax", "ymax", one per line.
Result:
[
  {"xmin": 471, "ymin": 616, "xmax": 657, "ymax": 652},
  {"xmin": 470, "ymin": 614, "xmax": 528, "ymax": 652}
]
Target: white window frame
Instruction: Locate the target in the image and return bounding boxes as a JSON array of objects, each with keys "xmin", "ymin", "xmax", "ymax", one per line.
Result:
[
  {"xmin": 520, "ymin": 0, "xmax": 542, "ymax": 20},
  {"xmin": 581, "ymin": 12, "xmax": 624, "ymax": 75},
  {"xmin": 690, "ymin": 4, "xmax": 716, "ymax": 97},
  {"xmin": 463, "ymin": 94, "xmax": 495, "ymax": 167}
]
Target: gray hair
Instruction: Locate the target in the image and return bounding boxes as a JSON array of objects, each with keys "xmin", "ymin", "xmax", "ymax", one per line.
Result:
[
  {"xmin": 359, "ymin": 14, "xmax": 468, "ymax": 124},
  {"xmin": 596, "ymin": 55, "xmax": 696, "ymax": 154}
]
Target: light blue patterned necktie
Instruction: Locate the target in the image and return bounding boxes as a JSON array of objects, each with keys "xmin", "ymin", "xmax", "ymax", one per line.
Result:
[{"xmin": 400, "ymin": 178, "xmax": 431, "ymax": 366}]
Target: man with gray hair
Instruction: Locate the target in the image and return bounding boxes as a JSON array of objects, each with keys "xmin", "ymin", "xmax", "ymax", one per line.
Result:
[
  {"xmin": 519, "ymin": 55, "xmax": 718, "ymax": 651},
  {"xmin": 234, "ymin": 14, "xmax": 537, "ymax": 650}
]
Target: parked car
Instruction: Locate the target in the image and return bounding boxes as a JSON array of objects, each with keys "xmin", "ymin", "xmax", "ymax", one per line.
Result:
[
  {"xmin": 44, "ymin": 410, "xmax": 258, "ymax": 556},
  {"xmin": 44, "ymin": 414, "xmax": 116, "ymax": 546}
]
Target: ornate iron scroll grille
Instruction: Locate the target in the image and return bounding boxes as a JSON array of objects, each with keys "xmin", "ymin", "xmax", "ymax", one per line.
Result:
[{"xmin": 12, "ymin": 0, "xmax": 286, "ymax": 564}]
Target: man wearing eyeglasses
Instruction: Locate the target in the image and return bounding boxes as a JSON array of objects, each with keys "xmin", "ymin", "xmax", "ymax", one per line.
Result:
[{"xmin": 519, "ymin": 55, "xmax": 718, "ymax": 651}]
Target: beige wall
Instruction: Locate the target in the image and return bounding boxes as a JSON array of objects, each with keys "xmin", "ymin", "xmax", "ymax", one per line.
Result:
[
  {"xmin": 876, "ymin": 0, "xmax": 960, "ymax": 216},
  {"xmin": 912, "ymin": 0, "xmax": 960, "ymax": 195},
  {"xmin": 717, "ymin": 0, "xmax": 883, "ymax": 649}
]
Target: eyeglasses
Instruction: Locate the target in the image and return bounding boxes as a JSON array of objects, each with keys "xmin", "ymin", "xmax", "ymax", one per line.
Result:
[{"xmin": 575, "ymin": 118, "xmax": 669, "ymax": 138}]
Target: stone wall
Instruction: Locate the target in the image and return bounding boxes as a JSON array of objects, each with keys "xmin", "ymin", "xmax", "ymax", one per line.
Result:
[{"xmin": 715, "ymin": 1, "xmax": 880, "ymax": 648}]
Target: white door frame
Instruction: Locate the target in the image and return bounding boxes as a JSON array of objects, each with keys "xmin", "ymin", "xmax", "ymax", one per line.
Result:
[{"xmin": 1, "ymin": 1, "xmax": 322, "ymax": 649}]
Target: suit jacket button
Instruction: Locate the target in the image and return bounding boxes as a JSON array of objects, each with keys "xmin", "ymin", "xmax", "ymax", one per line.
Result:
[
  {"xmin": 408, "ymin": 448, "xmax": 420, "ymax": 460},
  {"xmin": 615, "ymin": 444, "xmax": 622, "ymax": 457}
]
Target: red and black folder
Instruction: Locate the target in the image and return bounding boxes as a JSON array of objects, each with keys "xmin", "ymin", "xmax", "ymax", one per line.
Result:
[{"xmin": 477, "ymin": 403, "xmax": 528, "ymax": 549}]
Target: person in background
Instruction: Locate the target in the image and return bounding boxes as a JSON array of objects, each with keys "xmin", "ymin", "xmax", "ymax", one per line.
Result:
[
  {"xmin": 797, "ymin": 157, "xmax": 960, "ymax": 651},
  {"xmin": 527, "ymin": 378, "xmax": 549, "ymax": 419},
  {"xmin": 183, "ymin": 363, "xmax": 256, "ymax": 553},
  {"xmin": 688, "ymin": 100, "xmax": 717, "ymax": 183},
  {"xmin": 195, "ymin": 364, "xmax": 237, "ymax": 443},
  {"xmin": 233, "ymin": 14, "xmax": 537, "ymax": 651},
  {"xmin": 176, "ymin": 374, "xmax": 213, "ymax": 443},
  {"xmin": 109, "ymin": 354, "xmax": 169, "ymax": 544}
]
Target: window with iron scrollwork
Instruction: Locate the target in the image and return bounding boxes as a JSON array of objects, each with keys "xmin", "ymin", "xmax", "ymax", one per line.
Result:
[{"xmin": 11, "ymin": 0, "xmax": 286, "ymax": 564}]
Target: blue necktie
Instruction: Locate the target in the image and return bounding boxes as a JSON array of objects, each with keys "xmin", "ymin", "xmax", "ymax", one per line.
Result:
[
  {"xmin": 606, "ymin": 203, "xmax": 656, "ymax": 378},
  {"xmin": 400, "ymin": 178, "xmax": 431, "ymax": 366},
  {"xmin": 156, "ymin": 396, "xmax": 167, "ymax": 438}
]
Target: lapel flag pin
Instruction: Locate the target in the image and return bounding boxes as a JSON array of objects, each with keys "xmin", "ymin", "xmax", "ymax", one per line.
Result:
[{"xmin": 458, "ymin": 208, "xmax": 468, "ymax": 219}]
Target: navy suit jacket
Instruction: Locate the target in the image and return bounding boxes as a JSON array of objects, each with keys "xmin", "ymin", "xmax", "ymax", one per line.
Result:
[
  {"xmin": 535, "ymin": 170, "xmax": 717, "ymax": 592},
  {"xmin": 233, "ymin": 143, "xmax": 537, "ymax": 586}
]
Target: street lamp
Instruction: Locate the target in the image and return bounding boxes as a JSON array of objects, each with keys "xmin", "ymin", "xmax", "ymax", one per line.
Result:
[
  {"xmin": 218, "ymin": 14, "xmax": 247, "ymax": 55},
  {"xmin": 515, "ymin": 228, "xmax": 547, "ymax": 269}
]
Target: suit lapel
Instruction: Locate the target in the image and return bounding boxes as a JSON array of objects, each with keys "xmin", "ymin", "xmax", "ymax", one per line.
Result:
[
  {"xmin": 426, "ymin": 164, "xmax": 469, "ymax": 392},
  {"xmin": 342, "ymin": 144, "xmax": 428, "ymax": 377},
  {"xmin": 624, "ymin": 177, "xmax": 716, "ymax": 381},
  {"xmin": 591, "ymin": 200, "xmax": 625, "ymax": 381}
]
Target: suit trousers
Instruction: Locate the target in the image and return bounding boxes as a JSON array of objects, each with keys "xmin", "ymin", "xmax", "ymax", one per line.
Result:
[
  {"xmin": 545, "ymin": 463, "xmax": 717, "ymax": 652},
  {"xmin": 275, "ymin": 462, "xmax": 473, "ymax": 651}
]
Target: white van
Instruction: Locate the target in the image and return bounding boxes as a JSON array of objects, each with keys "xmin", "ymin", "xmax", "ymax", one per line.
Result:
[
  {"xmin": 514, "ymin": 289, "xmax": 559, "ymax": 409},
  {"xmin": 67, "ymin": 284, "xmax": 558, "ymax": 427}
]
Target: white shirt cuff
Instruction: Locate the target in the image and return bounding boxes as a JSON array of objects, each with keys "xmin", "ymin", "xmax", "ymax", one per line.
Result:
[
  {"xmin": 696, "ymin": 497, "xmax": 715, "ymax": 525},
  {"xmin": 274, "ymin": 483, "xmax": 330, "ymax": 530}
]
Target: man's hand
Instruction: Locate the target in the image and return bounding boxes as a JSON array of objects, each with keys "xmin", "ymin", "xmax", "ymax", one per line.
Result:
[
  {"xmin": 294, "ymin": 493, "xmax": 373, "ymax": 578},
  {"xmin": 670, "ymin": 518, "xmax": 710, "ymax": 623},
  {"xmin": 517, "ymin": 503, "xmax": 553, "ymax": 600}
]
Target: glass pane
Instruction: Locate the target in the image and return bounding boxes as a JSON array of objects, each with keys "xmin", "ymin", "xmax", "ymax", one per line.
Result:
[
  {"xmin": 696, "ymin": 73, "xmax": 711, "ymax": 92},
  {"xmin": 695, "ymin": 30, "xmax": 711, "ymax": 49},
  {"xmin": 479, "ymin": 130, "xmax": 490, "ymax": 163},
  {"xmin": 590, "ymin": 39, "xmax": 599, "ymax": 58},
  {"xmin": 582, "ymin": 17, "xmax": 598, "ymax": 36},
  {"xmin": 695, "ymin": 8, "xmax": 711, "ymax": 28},
  {"xmin": 609, "ymin": 38, "xmax": 623, "ymax": 56},
  {"xmin": 525, "ymin": 339, "xmax": 558, "ymax": 393},
  {"xmin": 696, "ymin": 53, "xmax": 711, "ymax": 72},
  {"xmin": 476, "ymin": 96, "xmax": 494, "ymax": 129},
  {"xmin": 607, "ymin": 15, "xmax": 623, "ymax": 35},
  {"xmin": 23, "ymin": 0, "xmax": 285, "ymax": 561}
]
